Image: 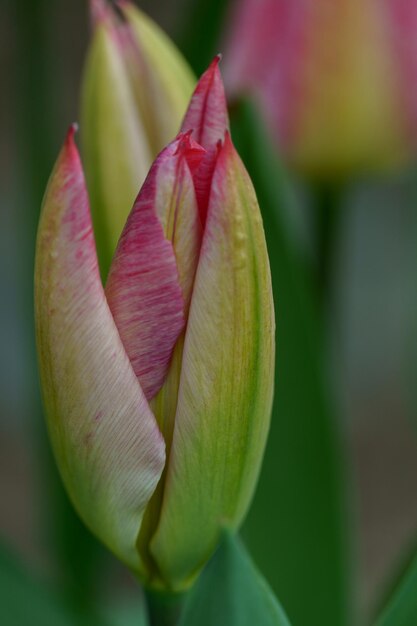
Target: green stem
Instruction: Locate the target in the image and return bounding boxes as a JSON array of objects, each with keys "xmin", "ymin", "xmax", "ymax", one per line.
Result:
[
  {"xmin": 311, "ymin": 183, "xmax": 344, "ymax": 314},
  {"xmin": 178, "ymin": 0, "xmax": 232, "ymax": 75},
  {"xmin": 145, "ymin": 588, "xmax": 187, "ymax": 626}
]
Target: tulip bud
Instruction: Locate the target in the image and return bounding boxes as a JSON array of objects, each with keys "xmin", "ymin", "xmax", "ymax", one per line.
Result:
[
  {"xmin": 35, "ymin": 62, "xmax": 274, "ymax": 591},
  {"xmin": 224, "ymin": 0, "xmax": 417, "ymax": 179},
  {"xmin": 81, "ymin": 0, "xmax": 195, "ymax": 274}
]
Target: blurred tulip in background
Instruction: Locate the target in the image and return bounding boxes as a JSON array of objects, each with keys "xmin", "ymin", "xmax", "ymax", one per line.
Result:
[{"xmin": 225, "ymin": 0, "xmax": 417, "ymax": 179}]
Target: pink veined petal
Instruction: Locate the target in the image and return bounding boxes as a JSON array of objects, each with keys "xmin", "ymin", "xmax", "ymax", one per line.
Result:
[
  {"xmin": 176, "ymin": 130, "xmax": 206, "ymax": 181},
  {"xmin": 189, "ymin": 142, "xmax": 221, "ymax": 227},
  {"xmin": 181, "ymin": 58, "xmax": 230, "ymax": 225},
  {"xmin": 105, "ymin": 136, "xmax": 203, "ymax": 402},
  {"xmin": 34, "ymin": 126, "xmax": 165, "ymax": 573},
  {"xmin": 181, "ymin": 55, "xmax": 229, "ymax": 152},
  {"xmin": 156, "ymin": 133, "xmax": 205, "ymax": 311}
]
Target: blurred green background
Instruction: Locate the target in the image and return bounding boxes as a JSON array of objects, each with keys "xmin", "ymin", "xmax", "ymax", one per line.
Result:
[{"xmin": 1, "ymin": 1, "xmax": 417, "ymax": 625}]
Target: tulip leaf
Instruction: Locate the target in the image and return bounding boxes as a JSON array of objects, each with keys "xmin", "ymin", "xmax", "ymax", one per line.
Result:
[
  {"xmin": 179, "ymin": 532, "xmax": 291, "ymax": 626},
  {"xmin": 230, "ymin": 99, "xmax": 350, "ymax": 626},
  {"xmin": 374, "ymin": 546, "xmax": 417, "ymax": 626}
]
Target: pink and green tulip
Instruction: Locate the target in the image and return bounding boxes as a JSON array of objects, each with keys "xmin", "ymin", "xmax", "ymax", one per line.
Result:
[
  {"xmin": 224, "ymin": 0, "xmax": 417, "ymax": 179},
  {"xmin": 35, "ymin": 61, "xmax": 275, "ymax": 591},
  {"xmin": 81, "ymin": 0, "xmax": 195, "ymax": 274}
]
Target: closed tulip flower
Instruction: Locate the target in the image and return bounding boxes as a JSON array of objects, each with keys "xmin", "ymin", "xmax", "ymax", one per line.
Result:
[
  {"xmin": 35, "ymin": 61, "xmax": 275, "ymax": 591},
  {"xmin": 82, "ymin": 0, "xmax": 195, "ymax": 274},
  {"xmin": 224, "ymin": 0, "xmax": 417, "ymax": 179}
]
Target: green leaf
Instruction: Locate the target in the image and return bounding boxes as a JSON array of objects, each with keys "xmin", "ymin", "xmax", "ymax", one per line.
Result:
[
  {"xmin": 179, "ymin": 532, "xmax": 291, "ymax": 626},
  {"xmin": 0, "ymin": 543, "xmax": 77, "ymax": 626},
  {"xmin": 374, "ymin": 547, "xmax": 417, "ymax": 626},
  {"xmin": 230, "ymin": 99, "xmax": 351, "ymax": 626}
]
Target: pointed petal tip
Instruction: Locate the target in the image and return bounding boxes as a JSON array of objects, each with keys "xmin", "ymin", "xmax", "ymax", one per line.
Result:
[
  {"xmin": 66, "ymin": 122, "xmax": 79, "ymax": 141},
  {"xmin": 90, "ymin": 0, "xmax": 126, "ymax": 28},
  {"xmin": 90, "ymin": 0, "xmax": 109, "ymax": 26},
  {"xmin": 181, "ymin": 55, "xmax": 229, "ymax": 151},
  {"xmin": 63, "ymin": 123, "xmax": 81, "ymax": 167},
  {"xmin": 204, "ymin": 54, "xmax": 223, "ymax": 78},
  {"xmin": 223, "ymin": 129, "xmax": 233, "ymax": 149},
  {"xmin": 175, "ymin": 131, "xmax": 206, "ymax": 159}
]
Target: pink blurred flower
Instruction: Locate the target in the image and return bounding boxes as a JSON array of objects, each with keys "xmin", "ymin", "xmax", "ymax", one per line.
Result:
[{"xmin": 224, "ymin": 0, "xmax": 417, "ymax": 178}]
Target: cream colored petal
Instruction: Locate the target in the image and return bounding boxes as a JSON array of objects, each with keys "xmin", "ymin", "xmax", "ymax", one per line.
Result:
[
  {"xmin": 34, "ymin": 128, "xmax": 165, "ymax": 574},
  {"xmin": 150, "ymin": 134, "xmax": 275, "ymax": 589}
]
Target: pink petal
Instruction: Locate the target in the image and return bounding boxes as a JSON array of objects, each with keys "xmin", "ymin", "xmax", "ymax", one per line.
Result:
[
  {"xmin": 181, "ymin": 55, "xmax": 229, "ymax": 152},
  {"xmin": 181, "ymin": 57, "xmax": 230, "ymax": 224},
  {"xmin": 160, "ymin": 133, "xmax": 205, "ymax": 311},
  {"xmin": 105, "ymin": 136, "xmax": 203, "ymax": 401}
]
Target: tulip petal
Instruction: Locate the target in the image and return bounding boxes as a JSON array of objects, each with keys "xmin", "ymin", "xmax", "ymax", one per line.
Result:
[
  {"xmin": 105, "ymin": 135, "xmax": 203, "ymax": 403},
  {"xmin": 120, "ymin": 1, "xmax": 196, "ymax": 155},
  {"xmin": 150, "ymin": 134, "xmax": 275, "ymax": 589},
  {"xmin": 181, "ymin": 58, "xmax": 230, "ymax": 224},
  {"xmin": 131, "ymin": 136, "xmax": 205, "ymax": 575},
  {"xmin": 35, "ymin": 127, "xmax": 165, "ymax": 573},
  {"xmin": 181, "ymin": 55, "xmax": 229, "ymax": 152},
  {"xmin": 156, "ymin": 133, "xmax": 205, "ymax": 310},
  {"xmin": 81, "ymin": 12, "xmax": 153, "ymax": 276}
]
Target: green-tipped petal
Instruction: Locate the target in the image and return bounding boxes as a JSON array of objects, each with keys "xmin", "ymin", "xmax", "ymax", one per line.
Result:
[
  {"xmin": 34, "ymin": 128, "xmax": 165, "ymax": 573},
  {"xmin": 150, "ymin": 134, "xmax": 275, "ymax": 589},
  {"xmin": 81, "ymin": 12, "xmax": 153, "ymax": 276}
]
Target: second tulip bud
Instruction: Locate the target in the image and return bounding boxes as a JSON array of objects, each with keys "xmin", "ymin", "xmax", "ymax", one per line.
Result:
[{"xmin": 81, "ymin": 0, "xmax": 195, "ymax": 275}]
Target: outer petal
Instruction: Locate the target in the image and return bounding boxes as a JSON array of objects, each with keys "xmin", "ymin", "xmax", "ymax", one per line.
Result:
[
  {"xmin": 34, "ymin": 128, "xmax": 165, "ymax": 573},
  {"xmin": 150, "ymin": 134, "xmax": 275, "ymax": 589},
  {"xmin": 81, "ymin": 12, "xmax": 152, "ymax": 276},
  {"xmin": 105, "ymin": 135, "xmax": 204, "ymax": 403}
]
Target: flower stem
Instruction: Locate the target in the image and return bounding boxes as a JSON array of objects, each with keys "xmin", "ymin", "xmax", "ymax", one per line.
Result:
[
  {"xmin": 145, "ymin": 588, "xmax": 187, "ymax": 626},
  {"xmin": 312, "ymin": 183, "xmax": 345, "ymax": 315}
]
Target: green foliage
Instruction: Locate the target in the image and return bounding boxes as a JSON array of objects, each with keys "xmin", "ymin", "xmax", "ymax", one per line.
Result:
[
  {"xmin": 230, "ymin": 99, "xmax": 351, "ymax": 626},
  {"xmin": 178, "ymin": 0, "xmax": 232, "ymax": 74},
  {"xmin": 106, "ymin": 601, "xmax": 149, "ymax": 626},
  {"xmin": 0, "ymin": 543, "xmax": 78, "ymax": 626},
  {"xmin": 0, "ymin": 541, "xmax": 149, "ymax": 626},
  {"xmin": 179, "ymin": 532, "xmax": 291, "ymax": 626},
  {"xmin": 374, "ymin": 547, "xmax": 417, "ymax": 626}
]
